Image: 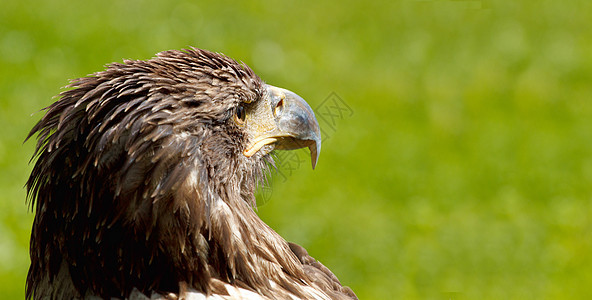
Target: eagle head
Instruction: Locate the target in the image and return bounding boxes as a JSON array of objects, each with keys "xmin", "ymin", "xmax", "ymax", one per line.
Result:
[{"xmin": 25, "ymin": 48, "xmax": 355, "ymax": 300}]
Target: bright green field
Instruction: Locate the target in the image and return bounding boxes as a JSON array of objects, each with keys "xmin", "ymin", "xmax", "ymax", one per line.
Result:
[{"xmin": 2, "ymin": 1, "xmax": 592, "ymax": 299}]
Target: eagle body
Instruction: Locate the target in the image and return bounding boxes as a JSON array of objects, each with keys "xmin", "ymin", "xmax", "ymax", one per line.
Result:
[{"xmin": 26, "ymin": 48, "xmax": 356, "ymax": 299}]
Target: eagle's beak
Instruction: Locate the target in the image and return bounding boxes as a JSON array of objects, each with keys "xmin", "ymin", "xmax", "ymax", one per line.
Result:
[{"xmin": 243, "ymin": 85, "xmax": 321, "ymax": 169}]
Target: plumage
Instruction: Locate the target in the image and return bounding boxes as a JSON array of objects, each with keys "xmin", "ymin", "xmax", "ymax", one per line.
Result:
[{"xmin": 25, "ymin": 48, "xmax": 356, "ymax": 299}]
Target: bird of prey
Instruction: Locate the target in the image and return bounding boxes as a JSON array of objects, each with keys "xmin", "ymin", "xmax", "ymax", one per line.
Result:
[{"xmin": 25, "ymin": 48, "xmax": 357, "ymax": 300}]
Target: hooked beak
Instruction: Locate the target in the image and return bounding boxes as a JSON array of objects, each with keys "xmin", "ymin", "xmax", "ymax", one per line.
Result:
[{"xmin": 243, "ymin": 85, "xmax": 321, "ymax": 169}]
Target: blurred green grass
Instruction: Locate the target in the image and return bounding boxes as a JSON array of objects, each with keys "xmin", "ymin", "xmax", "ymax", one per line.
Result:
[{"xmin": 2, "ymin": 0, "xmax": 592, "ymax": 298}]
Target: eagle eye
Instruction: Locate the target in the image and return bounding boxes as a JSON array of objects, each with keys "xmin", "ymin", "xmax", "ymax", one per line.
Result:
[{"xmin": 234, "ymin": 105, "xmax": 246, "ymax": 125}]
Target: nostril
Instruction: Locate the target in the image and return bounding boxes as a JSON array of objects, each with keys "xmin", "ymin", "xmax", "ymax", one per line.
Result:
[{"xmin": 274, "ymin": 98, "xmax": 284, "ymax": 117}]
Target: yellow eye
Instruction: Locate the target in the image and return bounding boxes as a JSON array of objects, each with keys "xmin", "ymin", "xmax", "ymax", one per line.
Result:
[{"xmin": 235, "ymin": 105, "xmax": 246, "ymax": 125}]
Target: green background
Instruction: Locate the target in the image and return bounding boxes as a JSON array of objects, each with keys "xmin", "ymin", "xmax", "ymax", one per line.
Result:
[{"xmin": 2, "ymin": 0, "xmax": 592, "ymax": 298}]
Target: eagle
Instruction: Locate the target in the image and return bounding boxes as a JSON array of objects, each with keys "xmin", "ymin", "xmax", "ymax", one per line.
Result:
[{"xmin": 25, "ymin": 48, "xmax": 357, "ymax": 300}]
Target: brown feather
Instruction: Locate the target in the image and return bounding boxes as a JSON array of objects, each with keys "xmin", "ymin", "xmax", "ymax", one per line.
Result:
[{"xmin": 25, "ymin": 47, "xmax": 356, "ymax": 299}]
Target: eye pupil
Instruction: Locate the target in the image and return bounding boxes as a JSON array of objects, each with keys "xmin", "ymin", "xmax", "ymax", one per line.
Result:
[{"xmin": 236, "ymin": 105, "xmax": 246, "ymax": 122}]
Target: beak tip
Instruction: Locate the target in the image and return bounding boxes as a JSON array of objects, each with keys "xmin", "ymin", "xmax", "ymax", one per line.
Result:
[{"xmin": 309, "ymin": 138, "xmax": 321, "ymax": 170}]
